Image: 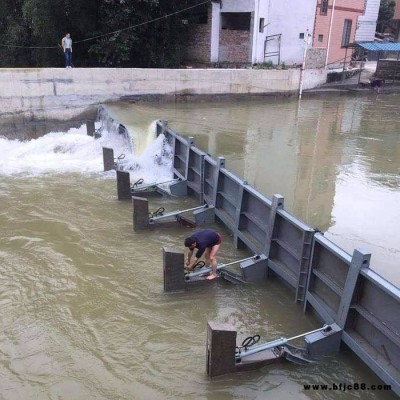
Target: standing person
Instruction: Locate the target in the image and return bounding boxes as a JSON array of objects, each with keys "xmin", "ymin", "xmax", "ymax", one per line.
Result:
[
  {"xmin": 61, "ymin": 33, "xmax": 73, "ymax": 68},
  {"xmin": 184, "ymin": 229, "xmax": 222, "ymax": 280}
]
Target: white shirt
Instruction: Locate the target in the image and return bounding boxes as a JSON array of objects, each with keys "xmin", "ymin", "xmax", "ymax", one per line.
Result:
[{"xmin": 63, "ymin": 37, "xmax": 72, "ymax": 49}]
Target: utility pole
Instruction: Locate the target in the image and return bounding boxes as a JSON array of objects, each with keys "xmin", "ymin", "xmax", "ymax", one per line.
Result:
[{"xmin": 299, "ymin": 31, "xmax": 310, "ymax": 100}]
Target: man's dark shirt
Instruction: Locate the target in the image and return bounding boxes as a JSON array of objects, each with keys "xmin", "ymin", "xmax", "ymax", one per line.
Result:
[{"xmin": 191, "ymin": 229, "xmax": 219, "ymax": 258}]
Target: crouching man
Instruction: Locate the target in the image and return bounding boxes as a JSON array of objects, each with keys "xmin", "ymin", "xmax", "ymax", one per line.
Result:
[{"xmin": 184, "ymin": 229, "xmax": 222, "ymax": 280}]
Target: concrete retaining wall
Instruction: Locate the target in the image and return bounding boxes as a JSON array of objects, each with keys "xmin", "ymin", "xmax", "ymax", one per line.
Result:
[{"xmin": 0, "ymin": 67, "xmax": 327, "ymax": 118}]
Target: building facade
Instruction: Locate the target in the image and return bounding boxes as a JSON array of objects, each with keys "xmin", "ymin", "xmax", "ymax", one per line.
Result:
[
  {"xmin": 355, "ymin": 0, "xmax": 381, "ymax": 42},
  {"xmin": 186, "ymin": 0, "xmax": 379, "ymax": 68},
  {"xmin": 186, "ymin": 0, "xmax": 317, "ymax": 66},
  {"xmin": 313, "ymin": 0, "xmax": 367, "ymax": 66}
]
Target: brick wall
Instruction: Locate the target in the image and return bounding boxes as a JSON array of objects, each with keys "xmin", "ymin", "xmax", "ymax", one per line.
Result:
[
  {"xmin": 377, "ymin": 59, "xmax": 400, "ymax": 79},
  {"xmin": 306, "ymin": 48, "xmax": 327, "ymax": 69},
  {"xmin": 219, "ymin": 30, "xmax": 251, "ymax": 63},
  {"xmin": 186, "ymin": 23, "xmax": 212, "ymax": 63},
  {"xmin": 185, "ymin": 4, "xmax": 212, "ymax": 64}
]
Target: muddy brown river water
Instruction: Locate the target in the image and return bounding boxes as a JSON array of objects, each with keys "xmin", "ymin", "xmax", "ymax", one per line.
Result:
[{"xmin": 0, "ymin": 94, "xmax": 398, "ymax": 399}]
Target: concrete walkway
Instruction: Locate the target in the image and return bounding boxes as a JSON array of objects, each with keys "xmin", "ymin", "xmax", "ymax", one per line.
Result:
[
  {"xmin": 304, "ymin": 61, "xmax": 400, "ymax": 94},
  {"xmin": 324, "ymin": 61, "xmax": 376, "ymax": 86}
]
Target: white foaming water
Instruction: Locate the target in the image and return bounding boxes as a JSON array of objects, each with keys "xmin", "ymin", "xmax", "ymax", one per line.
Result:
[
  {"xmin": 120, "ymin": 133, "xmax": 174, "ymax": 185},
  {"xmin": 0, "ymin": 122, "xmax": 173, "ymax": 184}
]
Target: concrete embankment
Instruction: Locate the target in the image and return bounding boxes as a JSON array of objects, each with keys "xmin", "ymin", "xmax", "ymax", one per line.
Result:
[{"xmin": 0, "ymin": 68, "xmax": 327, "ymax": 119}]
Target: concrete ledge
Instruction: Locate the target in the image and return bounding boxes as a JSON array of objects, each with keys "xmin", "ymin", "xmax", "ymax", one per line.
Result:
[{"xmin": 0, "ymin": 68, "xmax": 327, "ymax": 117}]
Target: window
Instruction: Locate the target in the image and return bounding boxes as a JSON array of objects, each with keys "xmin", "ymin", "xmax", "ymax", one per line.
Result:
[
  {"xmin": 341, "ymin": 19, "xmax": 352, "ymax": 47},
  {"xmin": 320, "ymin": 0, "xmax": 329, "ymax": 15},
  {"xmin": 318, "ymin": 34, "xmax": 323, "ymax": 42},
  {"xmin": 299, "ymin": 33, "xmax": 304, "ymax": 39},
  {"xmin": 259, "ymin": 18, "xmax": 264, "ymax": 33},
  {"xmin": 221, "ymin": 12, "xmax": 251, "ymax": 31}
]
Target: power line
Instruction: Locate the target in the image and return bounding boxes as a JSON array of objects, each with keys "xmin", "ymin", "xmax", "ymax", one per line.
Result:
[
  {"xmin": 75, "ymin": 0, "xmax": 211, "ymax": 44},
  {"xmin": 0, "ymin": 0, "xmax": 211, "ymax": 49},
  {"xmin": 0, "ymin": 44, "xmax": 58, "ymax": 49}
]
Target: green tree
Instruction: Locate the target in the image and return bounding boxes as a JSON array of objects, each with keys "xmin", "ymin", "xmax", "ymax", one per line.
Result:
[
  {"xmin": 377, "ymin": 0, "xmax": 396, "ymax": 33},
  {"xmin": 0, "ymin": 0, "xmax": 32, "ymax": 67},
  {"xmin": 0, "ymin": 0, "xmax": 209, "ymax": 68},
  {"xmin": 88, "ymin": 0, "xmax": 207, "ymax": 67},
  {"xmin": 0, "ymin": 0, "xmax": 101, "ymax": 67}
]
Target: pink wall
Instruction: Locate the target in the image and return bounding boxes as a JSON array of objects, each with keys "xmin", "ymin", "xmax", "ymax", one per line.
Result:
[
  {"xmin": 313, "ymin": 0, "xmax": 366, "ymax": 66},
  {"xmin": 394, "ymin": 0, "xmax": 400, "ymax": 20}
]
